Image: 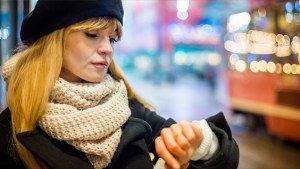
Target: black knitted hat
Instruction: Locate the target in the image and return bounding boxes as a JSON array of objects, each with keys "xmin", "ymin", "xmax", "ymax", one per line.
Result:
[{"xmin": 20, "ymin": 0, "xmax": 124, "ymax": 45}]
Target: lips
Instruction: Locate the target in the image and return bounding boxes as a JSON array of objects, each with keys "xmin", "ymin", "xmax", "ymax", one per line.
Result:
[{"xmin": 91, "ymin": 61, "xmax": 108, "ymax": 68}]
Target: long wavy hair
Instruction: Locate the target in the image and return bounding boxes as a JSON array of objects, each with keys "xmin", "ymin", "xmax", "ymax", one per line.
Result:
[{"xmin": 6, "ymin": 17, "xmax": 153, "ymax": 169}]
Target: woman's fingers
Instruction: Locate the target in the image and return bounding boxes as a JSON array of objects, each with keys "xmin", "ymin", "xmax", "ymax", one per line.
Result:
[
  {"xmin": 155, "ymin": 136, "xmax": 181, "ymax": 169},
  {"xmin": 156, "ymin": 121, "xmax": 204, "ymax": 168},
  {"xmin": 170, "ymin": 124, "xmax": 191, "ymax": 150},
  {"xmin": 160, "ymin": 128, "xmax": 187, "ymax": 157},
  {"xmin": 190, "ymin": 123, "xmax": 203, "ymax": 148},
  {"xmin": 178, "ymin": 121, "xmax": 203, "ymax": 148}
]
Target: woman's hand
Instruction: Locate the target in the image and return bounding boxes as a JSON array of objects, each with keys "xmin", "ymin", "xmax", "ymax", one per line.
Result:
[{"xmin": 155, "ymin": 121, "xmax": 203, "ymax": 169}]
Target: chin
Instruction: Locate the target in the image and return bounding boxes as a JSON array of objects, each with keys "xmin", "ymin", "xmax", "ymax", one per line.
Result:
[{"xmin": 85, "ymin": 77, "xmax": 104, "ymax": 83}]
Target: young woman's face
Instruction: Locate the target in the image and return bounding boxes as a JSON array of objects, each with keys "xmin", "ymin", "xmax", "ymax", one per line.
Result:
[{"xmin": 61, "ymin": 25, "xmax": 118, "ymax": 83}]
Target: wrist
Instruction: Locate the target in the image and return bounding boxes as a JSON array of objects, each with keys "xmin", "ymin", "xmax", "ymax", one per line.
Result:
[{"xmin": 190, "ymin": 119, "xmax": 219, "ymax": 161}]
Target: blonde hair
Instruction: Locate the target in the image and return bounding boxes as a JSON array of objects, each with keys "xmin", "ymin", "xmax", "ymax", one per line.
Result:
[{"xmin": 6, "ymin": 17, "xmax": 153, "ymax": 168}]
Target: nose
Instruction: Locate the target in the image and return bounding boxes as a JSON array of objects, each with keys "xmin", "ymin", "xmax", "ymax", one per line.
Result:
[{"xmin": 97, "ymin": 39, "xmax": 113, "ymax": 56}]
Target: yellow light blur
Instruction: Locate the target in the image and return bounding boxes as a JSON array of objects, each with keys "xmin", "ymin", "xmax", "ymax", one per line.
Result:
[
  {"xmin": 283, "ymin": 63, "xmax": 292, "ymax": 74},
  {"xmin": 236, "ymin": 60, "xmax": 247, "ymax": 72},
  {"xmin": 267, "ymin": 62, "xmax": 276, "ymax": 73},
  {"xmin": 297, "ymin": 65, "xmax": 300, "ymax": 74},
  {"xmin": 250, "ymin": 61, "xmax": 259, "ymax": 72},
  {"xmin": 248, "ymin": 30, "xmax": 276, "ymax": 54},
  {"xmin": 276, "ymin": 34, "xmax": 291, "ymax": 57},
  {"xmin": 258, "ymin": 8, "xmax": 266, "ymax": 17},
  {"xmin": 276, "ymin": 63, "xmax": 282, "ymax": 74},
  {"xmin": 258, "ymin": 60, "xmax": 267, "ymax": 72},
  {"xmin": 291, "ymin": 36, "xmax": 300, "ymax": 54},
  {"xmin": 207, "ymin": 53, "xmax": 221, "ymax": 66},
  {"xmin": 291, "ymin": 64, "xmax": 298, "ymax": 74}
]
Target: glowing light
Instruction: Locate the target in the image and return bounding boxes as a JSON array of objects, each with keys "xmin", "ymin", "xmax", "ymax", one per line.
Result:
[
  {"xmin": 276, "ymin": 34, "xmax": 291, "ymax": 57},
  {"xmin": 267, "ymin": 62, "xmax": 276, "ymax": 73},
  {"xmin": 248, "ymin": 30, "xmax": 276, "ymax": 54},
  {"xmin": 177, "ymin": 0, "xmax": 190, "ymax": 12},
  {"xmin": 134, "ymin": 56, "xmax": 153, "ymax": 72},
  {"xmin": 227, "ymin": 22, "xmax": 239, "ymax": 33},
  {"xmin": 295, "ymin": 1, "xmax": 300, "ymax": 12},
  {"xmin": 229, "ymin": 54, "xmax": 239, "ymax": 65},
  {"xmin": 0, "ymin": 28, "xmax": 10, "ymax": 39},
  {"xmin": 292, "ymin": 64, "xmax": 298, "ymax": 74},
  {"xmin": 276, "ymin": 63, "xmax": 282, "ymax": 74},
  {"xmin": 174, "ymin": 51, "xmax": 188, "ymax": 65},
  {"xmin": 250, "ymin": 61, "xmax": 259, "ymax": 72},
  {"xmin": 297, "ymin": 65, "xmax": 300, "ymax": 74},
  {"xmin": 286, "ymin": 13, "xmax": 293, "ymax": 23},
  {"xmin": 235, "ymin": 60, "xmax": 247, "ymax": 72},
  {"xmin": 285, "ymin": 2, "xmax": 294, "ymax": 13},
  {"xmin": 177, "ymin": 11, "xmax": 189, "ymax": 20},
  {"xmin": 229, "ymin": 12, "xmax": 251, "ymax": 27},
  {"xmin": 291, "ymin": 36, "xmax": 300, "ymax": 54},
  {"xmin": 228, "ymin": 12, "xmax": 251, "ymax": 32},
  {"xmin": 258, "ymin": 8, "xmax": 266, "ymax": 17},
  {"xmin": 207, "ymin": 53, "xmax": 221, "ymax": 66},
  {"xmin": 294, "ymin": 13, "xmax": 300, "ymax": 25},
  {"xmin": 224, "ymin": 41, "xmax": 249, "ymax": 54},
  {"xmin": 258, "ymin": 60, "xmax": 267, "ymax": 72},
  {"xmin": 283, "ymin": 63, "xmax": 292, "ymax": 74}
]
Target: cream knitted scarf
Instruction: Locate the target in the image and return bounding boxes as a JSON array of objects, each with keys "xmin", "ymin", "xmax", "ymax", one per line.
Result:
[{"xmin": 38, "ymin": 75, "xmax": 131, "ymax": 169}]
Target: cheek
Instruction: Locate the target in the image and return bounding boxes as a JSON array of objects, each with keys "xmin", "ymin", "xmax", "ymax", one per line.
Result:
[{"xmin": 64, "ymin": 44, "xmax": 89, "ymax": 65}]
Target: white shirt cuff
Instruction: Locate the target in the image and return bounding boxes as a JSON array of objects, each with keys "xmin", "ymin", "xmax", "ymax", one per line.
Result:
[{"xmin": 191, "ymin": 119, "xmax": 219, "ymax": 161}]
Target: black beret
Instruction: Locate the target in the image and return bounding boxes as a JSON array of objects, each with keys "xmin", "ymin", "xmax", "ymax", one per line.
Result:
[{"xmin": 20, "ymin": 0, "xmax": 124, "ymax": 45}]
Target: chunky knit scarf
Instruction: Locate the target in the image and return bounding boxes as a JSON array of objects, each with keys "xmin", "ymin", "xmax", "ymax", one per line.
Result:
[{"xmin": 38, "ymin": 75, "xmax": 131, "ymax": 169}]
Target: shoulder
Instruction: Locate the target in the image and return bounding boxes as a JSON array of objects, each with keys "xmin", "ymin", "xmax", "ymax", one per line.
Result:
[
  {"xmin": 0, "ymin": 107, "xmax": 12, "ymax": 135},
  {"xmin": 0, "ymin": 108, "xmax": 26, "ymax": 169},
  {"xmin": 129, "ymin": 99, "xmax": 145, "ymax": 111},
  {"xmin": 128, "ymin": 99, "xmax": 148, "ymax": 118}
]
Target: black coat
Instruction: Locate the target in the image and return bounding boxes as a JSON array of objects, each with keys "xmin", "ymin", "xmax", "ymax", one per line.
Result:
[{"xmin": 0, "ymin": 99, "xmax": 239, "ymax": 169}]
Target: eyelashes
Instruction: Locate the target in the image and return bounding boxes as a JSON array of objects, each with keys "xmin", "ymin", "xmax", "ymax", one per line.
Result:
[
  {"xmin": 84, "ymin": 32, "xmax": 118, "ymax": 44},
  {"xmin": 110, "ymin": 38, "xmax": 118, "ymax": 43},
  {"xmin": 84, "ymin": 32, "xmax": 98, "ymax": 38}
]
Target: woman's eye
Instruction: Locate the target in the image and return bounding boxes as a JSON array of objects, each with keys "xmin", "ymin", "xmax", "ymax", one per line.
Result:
[
  {"xmin": 110, "ymin": 38, "xmax": 118, "ymax": 44},
  {"xmin": 85, "ymin": 32, "xmax": 98, "ymax": 38}
]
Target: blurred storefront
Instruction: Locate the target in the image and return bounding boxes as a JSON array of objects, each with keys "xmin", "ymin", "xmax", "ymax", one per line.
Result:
[{"xmin": 224, "ymin": 0, "xmax": 300, "ymax": 143}]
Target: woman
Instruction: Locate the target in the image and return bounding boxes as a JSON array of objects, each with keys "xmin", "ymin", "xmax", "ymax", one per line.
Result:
[{"xmin": 0, "ymin": 0, "xmax": 239, "ymax": 169}]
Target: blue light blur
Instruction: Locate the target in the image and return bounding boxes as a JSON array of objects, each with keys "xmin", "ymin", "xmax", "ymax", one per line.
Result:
[
  {"xmin": 247, "ymin": 54, "xmax": 257, "ymax": 63},
  {"xmin": 285, "ymin": 2, "xmax": 294, "ymax": 13},
  {"xmin": 295, "ymin": 1, "xmax": 300, "ymax": 12},
  {"xmin": 261, "ymin": 54, "xmax": 271, "ymax": 62}
]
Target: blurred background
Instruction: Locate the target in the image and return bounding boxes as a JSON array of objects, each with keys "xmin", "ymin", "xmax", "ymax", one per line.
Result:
[{"xmin": 1, "ymin": 0, "xmax": 300, "ymax": 168}]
